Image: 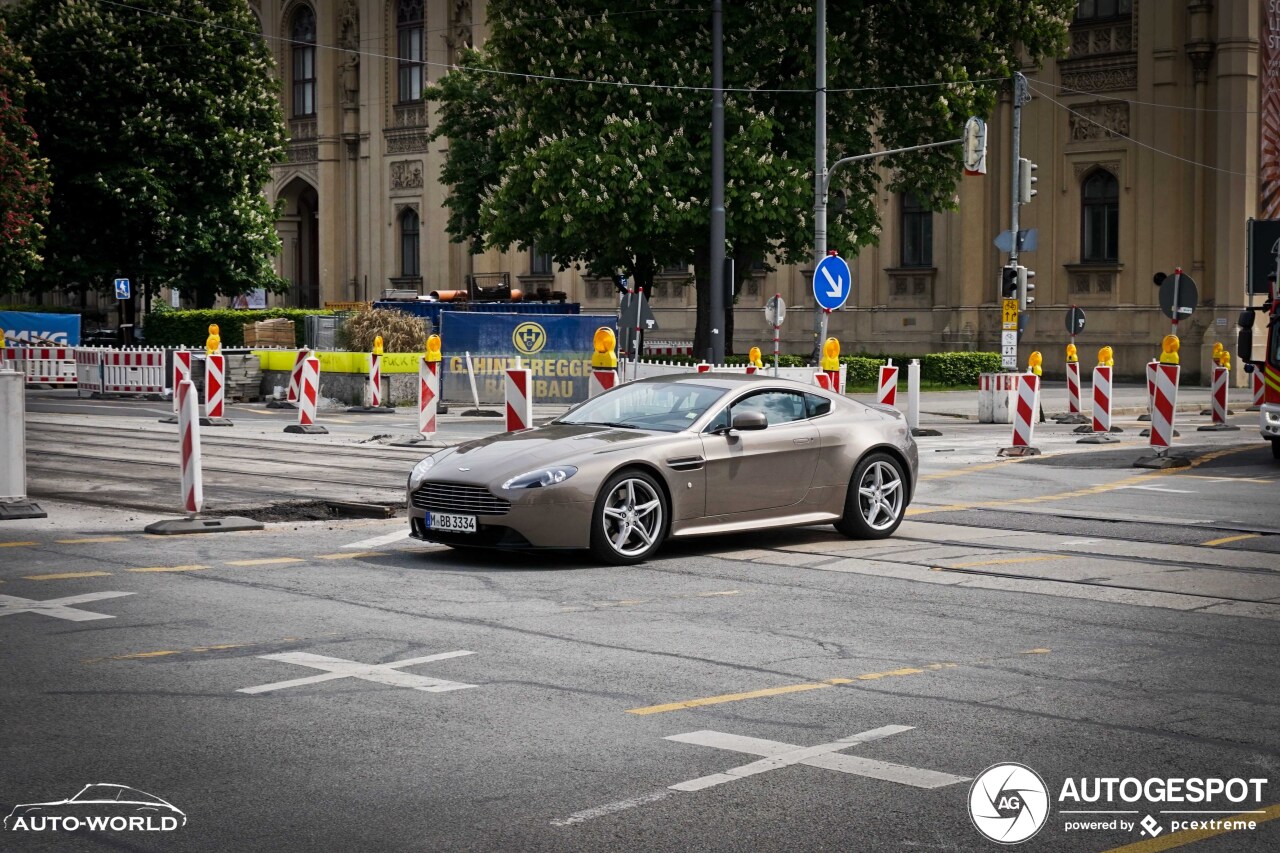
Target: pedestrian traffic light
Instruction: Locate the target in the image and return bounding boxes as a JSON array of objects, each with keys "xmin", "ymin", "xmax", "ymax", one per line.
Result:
[
  {"xmin": 1018, "ymin": 158, "xmax": 1038, "ymax": 204},
  {"xmin": 1001, "ymin": 265, "xmax": 1018, "ymax": 300},
  {"xmin": 1017, "ymin": 265, "xmax": 1036, "ymax": 310}
]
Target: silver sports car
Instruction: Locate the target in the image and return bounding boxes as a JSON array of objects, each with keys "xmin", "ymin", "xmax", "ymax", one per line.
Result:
[{"xmin": 408, "ymin": 373, "xmax": 918, "ymax": 564}]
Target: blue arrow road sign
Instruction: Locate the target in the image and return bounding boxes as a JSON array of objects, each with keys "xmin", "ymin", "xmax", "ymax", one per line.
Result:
[
  {"xmin": 813, "ymin": 255, "xmax": 851, "ymax": 311},
  {"xmin": 114, "ymin": 278, "xmax": 131, "ymax": 299}
]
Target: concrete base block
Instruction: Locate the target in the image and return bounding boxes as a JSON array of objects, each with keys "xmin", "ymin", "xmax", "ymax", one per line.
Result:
[
  {"xmin": 346, "ymin": 406, "xmax": 397, "ymax": 414},
  {"xmin": 1074, "ymin": 424, "xmax": 1123, "ymax": 434},
  {"xmin": 388, "ymin": 434, "xmax": 448, "ymax": 448},
  {"xmin": 266, "ymin": 399, "xmax": 297, "ymax": 409},
  {"xmin": 1137, "ymin": 413, "xmax": 1151, "ymax": 421},
  {"xmin": 997, "ymin": 446, "xmax": 1041, "ymax": 458},
  {"xmin": 1200, "ymin": 408, "xmax": 1236, "ymax": 416},
  {"xmin": 157, "ymin": 415, "xmax": 178, "ymax": 424},
  {"xmin": 1052, "ymin": 413, "xmax": 1090, "ymax": 425},
  {"xmin": 461, "ymin": 409, "xmax": 502, "ymax": 418},
  {"xmin": 911, "ymin": 428, "xmax": 943, "ymax": 437},
  {"xmin": 1077, "ymin": 433, "xmax": 1119, "ymax": 444},
  {"xmin": 0, "ymin": 499, "xmax": 47, "ymax": 520},
  {"xmin": 1139, "ymin": 428, "xmax": 1180, "ymax": 438},
  {"xmin": 200, "ymin": 416, "xmax": 234, "ymax": 427},
  {"xmin": 144, "ymin": 515, "xmax": 265, "ymax": 535},
  {"xmin": 1133, "ymin": 454, "xmax": 1190, "ymax": 470},
  {"xmin": 1197, "ymin": 423, "xmax": 1241, "ymax": 432},
  {"xmin": 284, "ymin": 424, "xmax": 329, "ymax": 435}
]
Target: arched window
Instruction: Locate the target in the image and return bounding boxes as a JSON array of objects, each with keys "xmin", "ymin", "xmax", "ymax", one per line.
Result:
[
  {"xmin": 400, "ymin": 209, "xmax": 421, "ymax": 277},
  {"xmin": 291, "ymin": 6, "xmax": 316, "ymax": 117},
  {"xmin": 900, "ymin": 193, "xmax": 932, "ymax": 267},
  {"xmin": 398, "ymin": 0, "xmax": 425, "ymax": 103},
  {"xmin": 1081, "ymin": 169, "xmax": 1119, "ymax": 262}
]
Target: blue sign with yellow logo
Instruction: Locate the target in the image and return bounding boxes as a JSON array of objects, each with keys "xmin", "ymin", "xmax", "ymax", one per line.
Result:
[{"xmin": 441, "ymin": 313, "xmax": 618, "ymax": 404}]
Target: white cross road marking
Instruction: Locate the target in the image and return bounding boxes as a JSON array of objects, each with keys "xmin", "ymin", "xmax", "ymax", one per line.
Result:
[
  {"xmin": 1114, "ymin": 485, "xmax": 1196, "ymax": 494},
  {"xmin": 342, "ymin": 529, "xmax": 411, "ymax": 549},
  {"xmin": 665, "ymin": 725, "xmax": 969, "ymax": 792},
  {"xmin": 237, "ymin": 650, "xmax": 477, "ymax": 695},
  {"xmin": 0, "ymin": 591, "xmax": 135, "ymax": 622}
]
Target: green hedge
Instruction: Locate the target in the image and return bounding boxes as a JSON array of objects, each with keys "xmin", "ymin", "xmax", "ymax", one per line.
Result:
[
  {"xmin": 142, "ymin": 308, "xmax": 332, "ymax": 347},
  {"xmin": 640, "ymin": 351, "xmax": 1000, "ymax": 388}
]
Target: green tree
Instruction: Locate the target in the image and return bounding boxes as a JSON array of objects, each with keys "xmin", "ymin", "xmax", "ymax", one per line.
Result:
[
  {"xmin": 429, "ymin": 1, "xmax": 1073, "ymax": 356},
  {"xmin": 0, "ymin": 16, "xmax": 50, "ymax": 292},
  {"xmin": 5, "ymin": 0, "xmax": 287, "ymax": 310}
]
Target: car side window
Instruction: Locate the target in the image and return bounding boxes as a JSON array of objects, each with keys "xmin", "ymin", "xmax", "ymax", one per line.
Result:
[
  {"xmin": 733, "ymin": 391, "xmax": 807, "ymax": 425},
  {"xmin": 805, "ymin": 393, "xmax": 832, "ymax": 418}
]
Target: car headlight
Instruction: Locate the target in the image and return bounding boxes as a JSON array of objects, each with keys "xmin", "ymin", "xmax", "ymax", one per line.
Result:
[
  {"xmin": 408, "ymin": 453, "xmax": 442, "ymax": 492},
  {"xmin": 501, "ymin": 466, "xmax": 578, "ymax": 490}
]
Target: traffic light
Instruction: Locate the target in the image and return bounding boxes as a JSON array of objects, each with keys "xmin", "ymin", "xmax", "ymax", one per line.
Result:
[
  {"xmin": 1017, "ymin": 265, "xmax": 1036, "ymax": 310},
  {"xmin": 1001, "ymin": 265, "xmax": 1018, "ymax": 300},
  {"xmin": 1018, "ymin": 158, "xmax": 1038, "ymax": 204}
]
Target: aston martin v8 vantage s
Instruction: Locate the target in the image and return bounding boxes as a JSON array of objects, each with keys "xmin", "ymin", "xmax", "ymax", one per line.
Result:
[{"xmin": 407, "ymin": 373, "xmax": 918, "ymax": 565}]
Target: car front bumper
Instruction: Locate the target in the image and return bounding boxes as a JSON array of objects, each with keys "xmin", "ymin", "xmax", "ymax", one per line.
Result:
[{"xmin": 408, "ymin": 489, "xmax": 596, "ymax": 550}]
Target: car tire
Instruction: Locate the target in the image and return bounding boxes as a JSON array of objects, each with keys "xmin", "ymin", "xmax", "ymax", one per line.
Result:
[
  {"xmin": 589, "ymin": 469, "xmax": 668, "ymax": 565},
  {"xmin": 834, "ymin": 452, "xmax": 907, "ymax": 540}
]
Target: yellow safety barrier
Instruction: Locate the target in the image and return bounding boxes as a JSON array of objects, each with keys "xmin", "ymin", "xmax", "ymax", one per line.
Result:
[
  {"xmin": 1159, "ymin": 334, "xmax": 1180, "ymax": 365},
  {"xmin": 1098, "ymin": 346, "xmax": 1114, "ymax": 368}
]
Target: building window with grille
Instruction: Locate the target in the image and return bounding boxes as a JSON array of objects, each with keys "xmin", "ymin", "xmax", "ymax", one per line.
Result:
[
  {"xmin": 398, "ymin": 0, "xmax": 425, "ymax": 103},
  {"xmin": 400, "ymin": 209, "xmax": 420, "ymax": 277},
  {"xmin": 531, "ymin": 246, "xmax": 553, "ymax": 275},
  {"xmin": 1075, "ymin": 0, "xmax": 1131, "ymax": 21},
  {"xmin": 291, "ymin": 6, "xmax": 316, "ymax": 117},
  {"xmin": 1081, "ymin": 169, "xmax": 1119, "ymax": 262},
  {"xmin": 900, "ymin": 193, "xmax": 933, "ymax": 267}
]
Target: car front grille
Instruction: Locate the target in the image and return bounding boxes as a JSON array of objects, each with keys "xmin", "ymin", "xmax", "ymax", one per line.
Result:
[{"xmin": 412, "ymin": 482, "xmax": 511, "ymax": 516}]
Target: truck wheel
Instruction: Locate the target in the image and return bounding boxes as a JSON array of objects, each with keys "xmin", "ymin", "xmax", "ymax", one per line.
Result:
[{"xmin": 1272, "ymin": 440, "xmax": 1280, "ymax": 461}]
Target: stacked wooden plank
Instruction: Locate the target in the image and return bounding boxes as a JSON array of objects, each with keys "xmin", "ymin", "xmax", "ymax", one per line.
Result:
[{"xmin": 243, "ymin": 318, "xmax": 295, "ymax": 348}]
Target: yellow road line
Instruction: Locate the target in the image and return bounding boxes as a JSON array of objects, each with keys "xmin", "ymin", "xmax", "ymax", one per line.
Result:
[
  {"xmin": 224, "ymin": 557, "xmax": 305, "ymax": 566},
  {"xmin": 1102, "ymin": 802, "xmax": 1280, "ymax": 853},
  {"xmin": 696, "ymin": 590, "xmax": 741, "ymax": 598},
  {"xmin": 83, "ymin": 634, "xmax": 329, "ymax": 664},
  {"xmin": 627, "ymin": 678, "xmax": 854, "ymax": 715},
  {"xmin": 311, "ymin": 551, "xmax": 387, "ymax": 560},
  {"xmin": 1023, "ymin": 648, "xmax": 1051, "ymax": 654},
  {"xmin": 55, "ymin": 536, "xmax": 128, "ymax": 544},
  {"xmin": 920, "ymin": 460, "xmax": 1017, "ymax": 481},
  {"xmin": 0, "ymin": 541, "xmax": 38, "ymax": 548},
  {"xmin": 1200, "ymin": 533, "xmax": 1261, "ymax": 547},
  {"xmin": 946, "ymin": 555, "xmax": 1067, "ymax": 569},
  {"xmin": 22, "ymin": 571, "xmax": 112, "ymax": 581},
  {"xmin": 127, "ymin": 564, "xmax": 209, "ymax": 573}
]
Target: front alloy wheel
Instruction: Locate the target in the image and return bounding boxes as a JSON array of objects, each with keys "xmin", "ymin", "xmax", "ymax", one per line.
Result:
[
  {"xmin": 835, "ymin": 452, "xmax": 907, "ymax": 539},
  {"xmin": 590, "ymin": 470, "xmax": 667, "ymax": 564}
]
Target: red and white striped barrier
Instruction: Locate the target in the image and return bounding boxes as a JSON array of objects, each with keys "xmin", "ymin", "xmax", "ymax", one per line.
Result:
[
  {"xmin": 505, "ymin": 366, "xmax": 533, "ymax": 432},
  {"xmin": 1092, "ymin": 365, "xmax": 1112, "ymax": 433},
  {"xmin": 814, "ymin": 371, "xmax": 832, "ymax": 391},
  {"xmin": 101, "ymin": 349, "xmax": 166, "ymax": 395},
  {"xmin": 877, "ymin": 363, "xmax": 899, "ymax": 408},
  {"xmin": 978, "ymin": 372, "xmax": 1020, "ymax": 423},
  {"xmin": 75, "ymin": 348, "xmax": 103, "ymax": 395},
  {"xmin": 643, "ymin": 341, "xmax": 694, "ymax": 357},
  {"xmin": 588, "ymin": 368, "xmax": 618, "ymax": 398},
  {"xmin": 286, "ymin": 348, "xmax": 308, "ymax": 404},
  {"xmin": 1249, "ymin": 370, "xmax": 1265, "ymax": 411},
  {"xmin": 203, "ymin": 353, "xmax": 229, "ymax": 422},
  {"xmin": 999, "ymin": 374, "xmax": 1041, "ymax": 456},
  {"xmin": 173, "ymin": 350, "xmax": 192, "ymax": 413},
  {"xmin": 1143, "ymin": 360, "xmax": 1158, "ymax": 421},
  {"xmin": 419, "ymin": 358, "xmax": 440, "ymax": 436},
  {"xmin": 284, "ymin": 356, "xmax": 327, "ymax": 434},
  {"xmin": 176, "ymin": 378, "xmax": 203, "ymax": 515},
  {"xmin": 1065, "ymin": 361, "xmax": 1081, "ymax": 415},
  {"xmin": 1211, "ymin": 365, "xmax": 1229, "ymax": 424},
  {"xmin": 369, "ymin": 353, "xmax": 382, "ymax": 407},
  {"xmin": 1148, "ymin": 363, "xmax": 1179, "ymax": 449},
  {"xmin": 695, "ymin": 363, "xmax": 712, "ymax": 374},
  {"xmin": 2, "ymin": 346, "xmax": 77, "ymax": 386}
]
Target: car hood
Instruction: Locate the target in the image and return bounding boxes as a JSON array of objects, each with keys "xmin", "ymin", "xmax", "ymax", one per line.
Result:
[{"xmin": 436, "ymin": 423, "xmax": 674, "ymax": 480}]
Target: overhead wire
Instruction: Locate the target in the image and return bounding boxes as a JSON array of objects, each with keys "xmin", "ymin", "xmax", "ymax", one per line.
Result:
[{"xmin": 1028, "ymin": 75, "xmax": 1261, "ymax": 116}]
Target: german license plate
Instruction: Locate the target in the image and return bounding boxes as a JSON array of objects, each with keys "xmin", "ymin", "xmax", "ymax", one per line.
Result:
[{"xmin": 424, "ymin": 511, "xmax": 477, "ymax": 534}]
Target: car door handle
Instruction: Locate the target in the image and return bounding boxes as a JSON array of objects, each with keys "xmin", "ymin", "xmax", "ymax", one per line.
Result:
[{"xmin": 792, "ymin": 437, "xmax": 814, "ymax": 445}]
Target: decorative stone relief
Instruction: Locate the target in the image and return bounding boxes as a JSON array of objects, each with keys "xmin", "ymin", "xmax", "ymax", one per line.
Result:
[
  {"xmin": 386, "ymin": 133, "xmax": 430, "ymax": 155},
  {"xmin": 390, "ymin": 160, "xmax": 424, "ymax": 190},
  {"xmin": 394, "ymin": 103, "xmax": 429, "ymax": 128},
  {"xmin": 1061, "ymin": 65, "xmax": 1137, "ymax": 93},
  {"xmin": 289, "ymin": 118, "xmax": 317, "ymax": 141},
  {"xmin": 286, "ymin": 144, "xmax": 318, "ymax": 164},
  {"xmin": 1070, "ymin": 22, "xmax": 1133, "ymax": 57},
  {"xmin": 393, "ymin": 201, "xmax": 421, "ymax": 220},
  {"xmin": 1072, "ymin": 160, "xmax": 1122, "ymax": 181},
  {"xmin": 1069, "ymin": 103, "xmax": 1130, "ymax": 141},
  {"xmin": 445, "ymin": 0, "xmax": 474, "ymax": 55},
  {"xmin": 338, "ymin": 0, "xmax": 359, "ymax": 105}
]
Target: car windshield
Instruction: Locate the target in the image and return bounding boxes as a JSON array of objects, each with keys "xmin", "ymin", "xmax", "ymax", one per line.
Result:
[
  {"xmin": 72, "ymin": 786, "xmax": 123, "ymax": 803},
  {"xmin": 558, "ymin": 381, "xmax": 726, "ymax": 432}
]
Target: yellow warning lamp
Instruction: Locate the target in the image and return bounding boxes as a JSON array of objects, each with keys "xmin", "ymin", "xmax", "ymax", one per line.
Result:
[
  {"xmin": 1097, "ymin": 346, "xmax": 1114, "ymax": 368},
  {"xmin": 821, "ymin": 337, "xmax": 840, "ymax": 371},
  {"xmin": 1159, "ymin": 334, "xmax": 1180, "ymax": 365},
  {"xmin": 592, "ymin": 327, "xmax": 618, "ymax": 369},
  {"xmin": 1027, "ymin": 351, "xmax": 1043, "ymax": 376},
  {"xmin": 1211, "ymin": 341, "xmax": 1224, "ymax": 364},
  {"xmin": 1219, "ymin": 350, "xmax": 1231, "ymax": 371},
  {"xmin": 205, "ymin": 323, "xmax": 221, "ymax": 355},
  {"xmin": 748, "ymin": 346, "xmax": 763, "ymax": 368},
  {"xmin": 1065, "ymin": 343, "xmax": 1078, "ymax": 364},
  {"xmin": 424, "ymin": 334, "xmax": 442, "ymax": 363},
  {"xmin": 373, "ymin": 335, "xmax": 384, "ymax": 356}
]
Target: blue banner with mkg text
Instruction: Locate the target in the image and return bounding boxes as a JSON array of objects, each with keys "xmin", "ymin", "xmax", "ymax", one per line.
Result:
[
  {"xmin": 0, "ymin": 312, "xmax": 81, "ymax": 346},
  {"xmin": 440, "ymin": 312, "xmax": 617, "ymax": 404}
]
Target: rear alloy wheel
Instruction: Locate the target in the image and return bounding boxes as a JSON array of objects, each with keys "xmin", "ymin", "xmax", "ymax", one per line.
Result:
[
  {"xmin": 835, "ymin": 452, "xmax": 907, "ymax": 539},
  {"xmin": 590, "ymin": 470, "xmax": 668, "ymax": 565}
]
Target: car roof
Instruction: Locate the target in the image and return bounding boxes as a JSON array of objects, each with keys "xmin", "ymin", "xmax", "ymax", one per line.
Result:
[{"xmin": 631, "ymin": 372, "xmax": 820, "ymax": 392}]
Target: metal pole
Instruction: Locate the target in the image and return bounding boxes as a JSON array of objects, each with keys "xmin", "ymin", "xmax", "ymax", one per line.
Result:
[
  {"xmin": 710, "ymin": 0, "xmax": 726, "ymax": 365},
  {"xmin": 812, "ymin": 0, "xmax": 827, "ymax": 363},
  {"xmin": 1171, "ymin": 270, "xmax": 1181, "ymax": 336},
  {"xmin": 1008, "ymin": 72, "xmax": 1025, "ymax": 373}
]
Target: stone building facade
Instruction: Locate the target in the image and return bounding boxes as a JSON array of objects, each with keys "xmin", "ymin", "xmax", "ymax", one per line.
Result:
[{"xmin": 252, "ymin": 1, "xmax": 1264, "ymax": 379}]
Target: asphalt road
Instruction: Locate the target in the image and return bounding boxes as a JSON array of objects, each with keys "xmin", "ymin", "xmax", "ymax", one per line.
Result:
[{"xmin": 2, "ymin": 387, "xmax": 1278, "ymax": 852}]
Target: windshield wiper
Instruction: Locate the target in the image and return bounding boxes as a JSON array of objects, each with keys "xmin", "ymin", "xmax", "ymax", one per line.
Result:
[{"xmin": 575, "ymin": 420, "xmax": 644, "ymax": 430}]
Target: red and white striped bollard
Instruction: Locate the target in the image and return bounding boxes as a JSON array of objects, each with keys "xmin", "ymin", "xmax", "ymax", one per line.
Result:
[
  {"xmin": 1198, "ymin": 365, "xmax": 1240, "ymax": 432},
  {"xmin": 285, "ymin": 356, "xmax": 327, "ymax": 434},
  {"xmin": 1249, "ymin": 370, "xmax": 1265, "ymax": 411},
  {"xmin": 1148, "ymin": 364, "xmax": 1179, "ymax": 449},
  {"xmin": 176, "ymin": 378, "xmax": 203, "ymax": 515},
  {"xmin": 419, "ymin": 357, "xmax": 440, "ymax": 436},
  {"xmin": 505, "ymin": 365, "xmax": 532, "ymax": 431},
  {"xmin": 173, "ymin": 350, "xmax": 191, "ymax": 414},
  {"xmin": 877, "ymin": 362, "xmax": 899, "ymax": 407},
  {"xmin": 999, "ymin": 373, "xmax": 1041, "ymax": 456},
  {"xmin": 588, "ymin": 368, "xmax": 618, "ymax": 398},
  {"xmin": 203, "ymin": 353, "xmax": 232, "ymax": 425}
]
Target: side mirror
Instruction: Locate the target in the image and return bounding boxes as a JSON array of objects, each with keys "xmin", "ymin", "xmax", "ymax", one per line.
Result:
[
  {"xmin": 730, "ymin": 411, "xmax": 769, "ymax": 431},
  {"xmin": 1238, "ymin": 325, "xmax": 1253, "ymax": 363}
]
